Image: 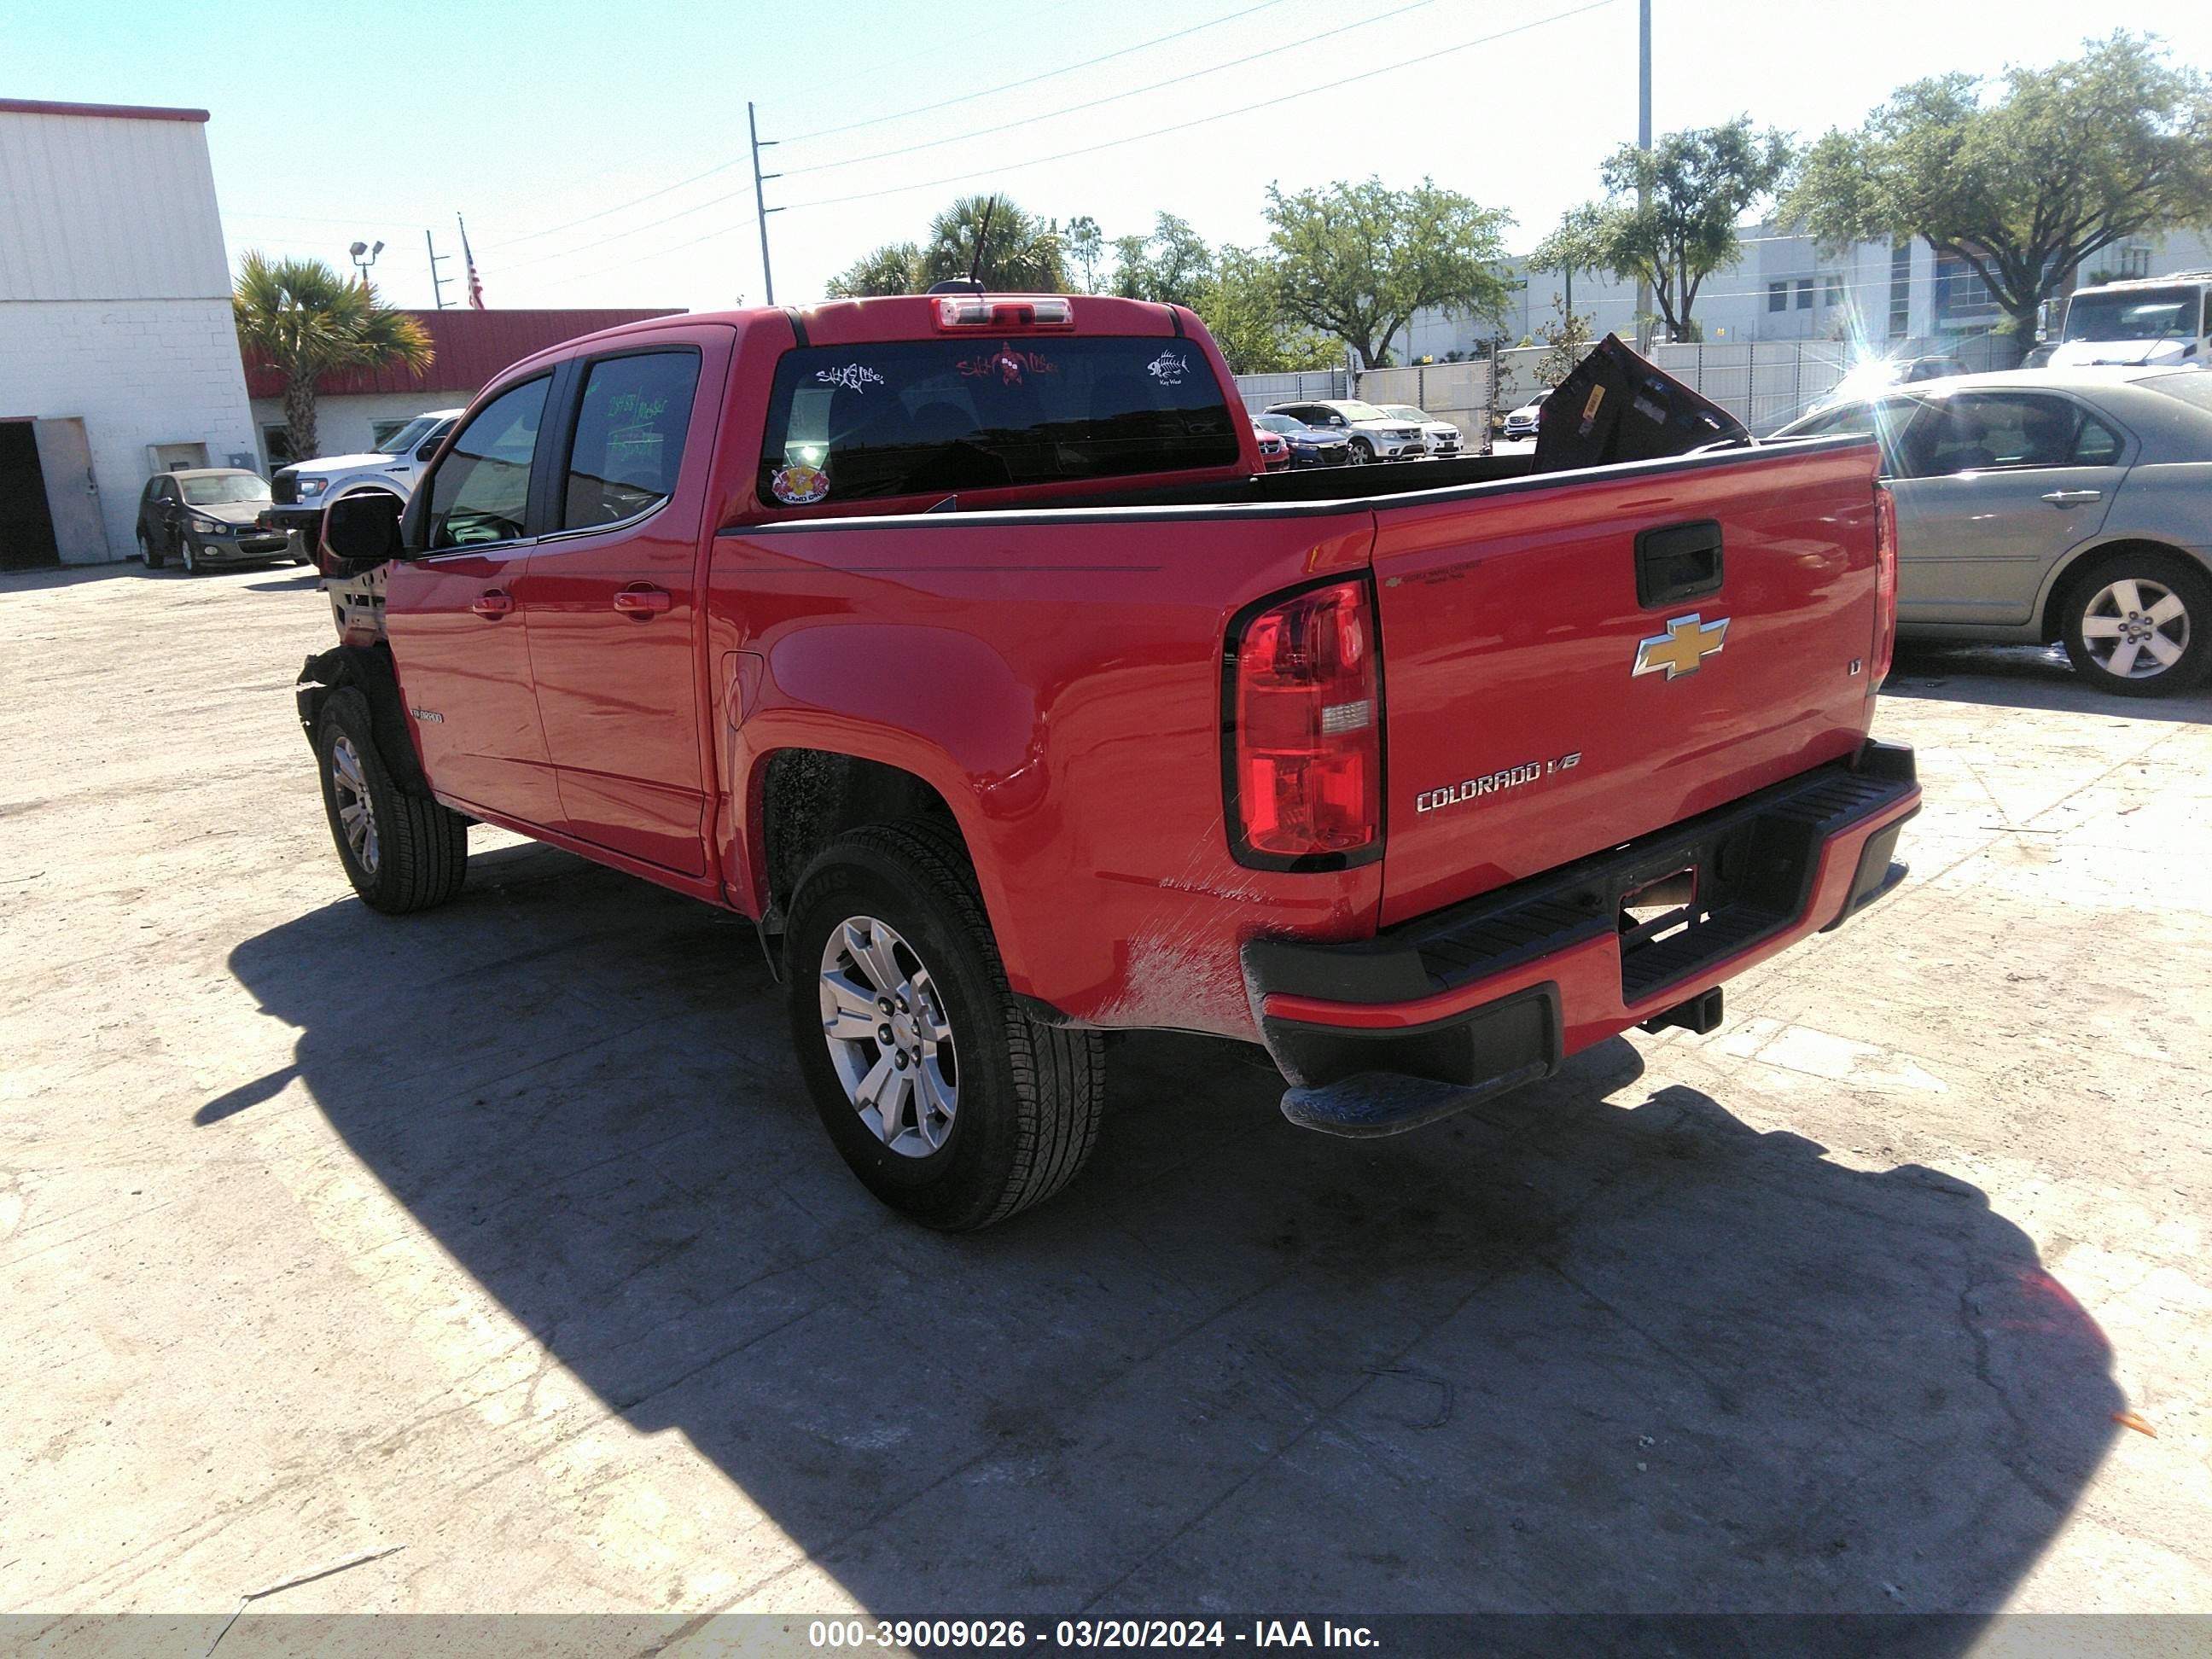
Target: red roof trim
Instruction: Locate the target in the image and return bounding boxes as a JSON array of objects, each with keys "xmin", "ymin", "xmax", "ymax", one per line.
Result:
[
  {"xmin": 0, "ymin": 97, "xmax": 211, "ymax": 124},
  {"xmin": 240, "ymin": 307, "xmax": 688, "ymax": 400}
]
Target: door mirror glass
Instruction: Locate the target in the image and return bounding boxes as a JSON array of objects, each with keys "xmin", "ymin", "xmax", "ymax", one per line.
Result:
[{"xmin": 322, "ymin": 491, "xmax": 404, "ymax": 569}]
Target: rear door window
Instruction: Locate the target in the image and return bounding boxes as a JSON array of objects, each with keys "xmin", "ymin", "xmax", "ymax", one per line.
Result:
[
  {"xmin": 758, "ymin": 336, "xmax": 1239, "ymax": 505},
  {"xmin": 562, "ymin": 350, "xmax": 701, "ymax": 528}
]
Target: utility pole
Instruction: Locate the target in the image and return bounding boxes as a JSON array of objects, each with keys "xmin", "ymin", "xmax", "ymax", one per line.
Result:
[
  {"xmin": 749, "ymin": 102, "xmax": 783, "ymax": 306},
  {"xmin": 1636, "ymin": 0, "xmax": 1653, "ymax": 347},
  {"xmin": 426, "ymin": 229, "xmax": 453, "ymax": 309}
]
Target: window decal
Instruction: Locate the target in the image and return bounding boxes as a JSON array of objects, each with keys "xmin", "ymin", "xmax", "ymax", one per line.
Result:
[
  {"xmin": 771, "ymin": 462, "xmax": 831, "ymax": 505},
  {"xmin": 814, "ymin": 364, "xmax": 885, "ymax": 393},
  {"xmin": 958, "ymin": 345, "xmax": 1057, "ymax": 385},
  {"xmin": 1145, "ymin": 350, "xmax": 1190, "ymax": 386}
]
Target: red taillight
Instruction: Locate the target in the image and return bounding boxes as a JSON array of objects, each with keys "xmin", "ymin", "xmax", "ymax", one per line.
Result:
[
  {"xmin": 1228, "ymin": 579, "xmax": 1382, "ymax": 865},
  {"xmin": 1871, "ymin": 484, "xmax": 1899, "ymax": 686}
]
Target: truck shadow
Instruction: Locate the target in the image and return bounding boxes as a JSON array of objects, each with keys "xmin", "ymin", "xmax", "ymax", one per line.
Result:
[{"xmin": 218, "ymin": 842, "xmax": 2118, "ymax": 1624}]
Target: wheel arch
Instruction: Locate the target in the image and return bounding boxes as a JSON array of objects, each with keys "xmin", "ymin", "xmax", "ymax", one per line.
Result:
[{"xmin": 295, "ymin": 642, "xmax": 434, "ymax": 798}]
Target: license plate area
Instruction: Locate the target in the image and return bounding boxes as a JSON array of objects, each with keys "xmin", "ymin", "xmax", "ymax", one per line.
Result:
[{"xmin": 1608, "ymin": 815, "xmax": 1808, "ymax": 1004}]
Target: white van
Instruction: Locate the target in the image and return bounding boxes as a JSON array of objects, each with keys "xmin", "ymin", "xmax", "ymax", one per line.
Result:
[{"xmin": 2050, "ymin": 275, "xmax": 2210, "ymax": 369}]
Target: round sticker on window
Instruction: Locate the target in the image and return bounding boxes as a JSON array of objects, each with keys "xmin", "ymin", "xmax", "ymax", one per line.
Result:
[{"xmin": 771, "ymin": 463, "xmax": 830, "ymax": 505}]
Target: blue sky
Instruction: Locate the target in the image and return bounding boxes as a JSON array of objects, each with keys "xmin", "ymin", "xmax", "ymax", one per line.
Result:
[{"xmin": 13, "ymin": 0, "xmax": 2211, "ymax": 314}]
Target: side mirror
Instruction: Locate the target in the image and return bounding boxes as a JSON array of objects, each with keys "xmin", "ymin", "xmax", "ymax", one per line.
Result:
[
  {"xmin": 416, "ymin": 439, "xmax": 442, "ymax": 462},
  {"xmin": 319, "ymin": 491, "xmax": 405, "ymax": 573}
]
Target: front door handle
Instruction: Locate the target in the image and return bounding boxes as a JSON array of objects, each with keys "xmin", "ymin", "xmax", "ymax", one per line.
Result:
[
  {"xmin": 2040, "ymin": 489, "xmax": 2102, "ymax": 505},
  {"xmin": 471, "ymin": 589, "xmax": 515, "ymax": 619},
  {"xmin": 612, "ymin": 585, "xmax": 672, "ymax": 616}
]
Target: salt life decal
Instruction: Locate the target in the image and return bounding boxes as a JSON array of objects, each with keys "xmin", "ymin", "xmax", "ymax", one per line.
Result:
[
  {"xmin": 1146, "ymin": 350, "xmax": 1190, "ymax": 386},
  {"xmin": 814, "ymin": 364, "xmax": 884, "ymax": 393},
  {"xmin": 770, "ymin": 463, "xmax": 830, "ymax": 505},
  {"xmin": 958, "ymin": 345, "xmax": 1057, "ymax": 385}
]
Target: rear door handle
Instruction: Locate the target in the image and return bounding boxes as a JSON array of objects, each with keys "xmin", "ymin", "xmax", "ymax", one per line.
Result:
[
  {"xmin": 2040, "ymin": 489, "xmax": 2102, "ymax": 505},
  {"xmin": 471, "ymin": 590, "xmax": 514, "ymax": 618},
  {"xmin": 612, "ymin": 585, "xmax": 672, "ymax": 616}
]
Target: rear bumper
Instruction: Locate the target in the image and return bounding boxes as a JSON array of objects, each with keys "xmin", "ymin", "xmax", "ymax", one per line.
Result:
[{"xmin": 1243, "ymin": 740, "xmax": 1921, "ymax": 1134}]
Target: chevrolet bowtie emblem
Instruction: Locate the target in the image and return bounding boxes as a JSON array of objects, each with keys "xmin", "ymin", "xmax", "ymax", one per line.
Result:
[{"xmin": 1633, "ymin": 613, "xmax": 1731, "ymax": 679}]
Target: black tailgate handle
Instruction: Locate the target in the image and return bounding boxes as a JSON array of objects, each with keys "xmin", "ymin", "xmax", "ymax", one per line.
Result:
[{"xmin": 1636, "ymin": 519, "xmax": 1724, "ymax": 608}]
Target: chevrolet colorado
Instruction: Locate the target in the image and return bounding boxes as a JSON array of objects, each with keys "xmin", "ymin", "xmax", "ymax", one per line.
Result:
[{"xmin": 300, "ymin": 297, "xmax": 1919, "ymax": 1229}]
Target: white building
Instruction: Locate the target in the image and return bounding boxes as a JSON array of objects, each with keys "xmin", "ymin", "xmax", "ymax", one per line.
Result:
[
  {"xmin": 0, "ymin": 97, "xmax": 261, "ymax": 568},
  {"xmin": 1401, "ymin": 225, "xmax": 2212, "ymax": 367}
]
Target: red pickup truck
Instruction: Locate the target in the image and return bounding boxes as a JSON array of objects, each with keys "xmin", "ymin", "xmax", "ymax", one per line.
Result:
[{"xmin": 301, "ymin": 294, "xmax": 1919, "ymax": 1230}]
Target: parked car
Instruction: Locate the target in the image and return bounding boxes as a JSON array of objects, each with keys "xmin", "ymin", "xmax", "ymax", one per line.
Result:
[
  {"xmin": 1375, "ymin": 403, "xmax": 1464, "ymax": 457},
  {"xmin": 1263, "ymin": 399, "xmax": 1425, "ymax": 463},
  {"xmin": 1502, "ymin": 389, "xmax": 1551, "ymax": 442},
  {"xmin": 134, "ymin": 469, "xmax": 294, "ymax": 573},
  {"xmin": 1252, "ymin": 423, "xmax": 1291, "ymax": 472},
  {"xmin": 2051, "ymin": 274, "xmax": 2211, "ymax": 369},
  {"xmin": 267, "ymin": 408, "xmax": 464, "ymax": 548},
  {"xmin": 1770, "ymin": 366, "xmax": 2212, "ymax": 695},
  {"xmin": 1252, "ymin": 411, "xmax": 1352, "ymax": 468}
]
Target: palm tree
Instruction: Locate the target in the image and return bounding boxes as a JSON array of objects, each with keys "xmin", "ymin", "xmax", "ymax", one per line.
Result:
[
  {"xmin": 826, "ymin": 242, "xmax": 923, "ymax": 298},
  {"xmin": 918, "ymin": 196, "xmax": 1068, "ymax": 292},
  {"xmin": 233, "ymin": 253, "xmax": 434, "ymax": 462}
]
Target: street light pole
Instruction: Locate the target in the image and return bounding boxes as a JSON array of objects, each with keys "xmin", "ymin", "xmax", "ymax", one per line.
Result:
[
  {"xmin": 1636, "ymin": 0, "xmax": 1653, "ymax": 347},
  {"xmin": 749, "ymin": 102, "xmax": 783, "ymax": 306}
]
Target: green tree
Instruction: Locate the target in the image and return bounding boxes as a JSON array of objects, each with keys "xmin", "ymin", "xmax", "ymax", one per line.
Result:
[
  {"xmin": 1195, "ymin": 247, "xmax": 1336, "ymax": 373},
  {"xmin": 1110, "ymin": 212, "xmax": 1216, "ymax": 307},
  {"xmin": 232, "ymin": 253, "xmax": 432, "ymax": 463},
  {"xmin": 1785, "ymin": 32, "xmax": 2212, "ymax": 354},
  {"xmin": 1066, "ymin": 215, "xmax": 1104, "ymax": 293},
  {"xmin": 1535, "ymin": 118, "xmax": 1794, "ymax": 343},
  {"xmin": 1264, "ymin": 177, "xmax": 1511, "ymax": 369},
  {"xmin": 918, "ymin": 195, "xmax": 1068, "ymax": 291},
  {"xmin": 826, "ymin": 242, "xmax": 922, "ymax": 298},
  {"xmin": 1534, "ymin": 294, "xmax": 1597, "ymax": 387}
]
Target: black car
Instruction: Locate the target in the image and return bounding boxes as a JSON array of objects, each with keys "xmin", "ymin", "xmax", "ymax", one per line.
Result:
[
  {"xmin": 136, "ymin": 469, "xmax": 299, "ymax": 573},
  {"xmin": 1252, "ymin": 411, "xmax": 1353, "ymax": 469}
]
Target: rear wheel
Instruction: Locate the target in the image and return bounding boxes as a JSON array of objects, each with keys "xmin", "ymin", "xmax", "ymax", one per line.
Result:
[
  {"xmin": 2061, "ymin": 550, "xmax": 2212, "ymax": 697},
  {"xmin": 316, "ymin": 689, "xmax": 469, "ymax": 913},
  {"xmin": 138, "ymin": 529, "xmax": 164, "ymax": 570},
  {"xmin": 784, "ymin": 821, "xmax": 1105, "ymax": 1231}
]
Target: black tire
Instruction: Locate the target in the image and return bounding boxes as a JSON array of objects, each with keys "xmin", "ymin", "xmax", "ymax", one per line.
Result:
[
  {"xmin": 179, "ymin": 534, "xmax": 201, "ymax": 575},
  {"xmin": 784, "ymin": 820, "xmax": 1105, "ymax": 1231},
  {"xmin": 1348, "ymin": 438, "xmax": 1374, "ymax": 465},
  {"xmin": 138, "ymin": 529, "xmax": 164, "ymax": 570},
  {"xmin": 315, "ymin": 689, "xmax": 469, "ymax": 914},
  {"xmin": 2060, "ymin": 549, "xmax": 2212, "ymax": 698}
]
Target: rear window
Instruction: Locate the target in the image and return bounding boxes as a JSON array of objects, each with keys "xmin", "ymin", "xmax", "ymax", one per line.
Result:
[
  {"xmin": 2144, "ymin": 370, "xmax": 2212, "ymax": 415},
  {"xmin": 758, "ymin": 336, "xmax": 1239, "ymax": 506}
]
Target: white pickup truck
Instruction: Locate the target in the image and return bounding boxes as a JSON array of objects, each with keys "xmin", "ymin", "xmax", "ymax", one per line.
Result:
[{"xmin": 266, "ymin": 408, "xmax": 463, "ymax": 546}]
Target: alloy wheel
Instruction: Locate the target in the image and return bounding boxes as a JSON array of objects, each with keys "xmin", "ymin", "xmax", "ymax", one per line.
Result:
[
  {"xmin": 818, "ymin": 915, "xmax": 958, "ymax": 1158},
  {"xmin": 329, "ymin": 733, "xmax": 380, "ymax": 875},
  {"xmin": 2081, "ymin": 576, "xmax": 2189, "ymax": 681}
]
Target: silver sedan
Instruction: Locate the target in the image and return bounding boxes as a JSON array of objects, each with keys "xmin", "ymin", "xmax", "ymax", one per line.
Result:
[{"xmin": 1773, "ymin": 367, "xmax": 2212, "ymax": 696}]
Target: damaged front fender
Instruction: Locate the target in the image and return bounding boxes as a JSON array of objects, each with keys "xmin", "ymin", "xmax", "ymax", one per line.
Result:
[{"xmin": 296, "ymin": 643, "xmax": 434, "ymax": 799}]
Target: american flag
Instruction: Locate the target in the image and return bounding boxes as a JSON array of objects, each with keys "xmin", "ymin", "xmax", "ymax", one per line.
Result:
[{"xmin": 459, "ymin": 215, "xmax": 485, "ymax": 311}]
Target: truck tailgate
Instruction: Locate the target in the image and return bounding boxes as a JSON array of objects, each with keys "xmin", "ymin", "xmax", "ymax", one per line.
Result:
[{"xmin": 1373, "ymin": 442, "xmax": 1883, "ymax": 927}]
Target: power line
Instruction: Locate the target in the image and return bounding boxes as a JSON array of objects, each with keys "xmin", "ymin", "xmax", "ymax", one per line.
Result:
[
  {"xmin": 781, "ymin": 0, "xmax": 1440, "ymax": 182},
  {"xmin": 783, "ymin": 0, "xmax": 1624, "ymax": 217},
  {"xmin": 781, "ymin": 0, "xmax": 1289, "ymax": 144},
  {"xmin": 481, "ymin": 0, "xmax": 1276, "ymax": 253}
]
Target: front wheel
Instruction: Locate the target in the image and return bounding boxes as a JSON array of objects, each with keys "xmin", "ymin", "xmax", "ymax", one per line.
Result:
[
  {"xmin": 784, "ymin": 821, "xmax": 1105, "ymax": 1231},
  {"xmin": 2061, "ymin": 551, "xmax": 2212, "ymax": 697},
  {"xmin": 316, "ymin": 690, "xmax": 469, "ymax": 913},
  {"xmin": 1348, "ymin": 438, "xmax": 1374, "ymax": 465},
  {"xmin": 179, "ymin": 534, "xmax": 201, "ymax": 575}
]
